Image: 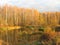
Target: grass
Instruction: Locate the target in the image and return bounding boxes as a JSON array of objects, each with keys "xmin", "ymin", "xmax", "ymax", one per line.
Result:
[{"xmin": 0, "ymin": 26, "xmax": 60, "ymax": 45}]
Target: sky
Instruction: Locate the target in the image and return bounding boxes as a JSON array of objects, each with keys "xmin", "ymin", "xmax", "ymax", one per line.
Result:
[{"xmin": 0, "ymin": 0, "xmax": 60, "ymax": 12}]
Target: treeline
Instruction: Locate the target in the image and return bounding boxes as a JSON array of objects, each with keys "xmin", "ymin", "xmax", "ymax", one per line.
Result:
[{"xmin": 0, "ymin": 6, "xmax": 60, "ymax": 27}]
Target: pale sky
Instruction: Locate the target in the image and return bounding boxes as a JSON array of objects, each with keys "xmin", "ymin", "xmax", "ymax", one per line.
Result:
[{"xmin": 0, "ymin": 0, "xmax": 60, "ymax": 12}]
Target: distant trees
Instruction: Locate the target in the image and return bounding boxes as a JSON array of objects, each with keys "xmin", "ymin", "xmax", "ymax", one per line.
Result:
[
  {"xmin": 41, "ymin": 12, "xmax": 60, "ymax": 27},
  {"xmin": 0, "ymin": 6, "xmax": 60, "ymax": 27}
]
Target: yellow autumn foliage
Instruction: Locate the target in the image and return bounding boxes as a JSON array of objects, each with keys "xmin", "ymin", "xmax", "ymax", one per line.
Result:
[{"xmin": 44, "ymin": 26, "xmax": 56, "ymax": 38}]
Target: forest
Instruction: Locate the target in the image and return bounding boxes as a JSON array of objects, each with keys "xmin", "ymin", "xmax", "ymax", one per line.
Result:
[{"xmin": 0, "ymin": 6, "xmax": 60, "ymax": 45}]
